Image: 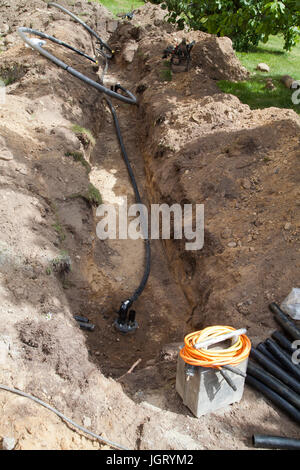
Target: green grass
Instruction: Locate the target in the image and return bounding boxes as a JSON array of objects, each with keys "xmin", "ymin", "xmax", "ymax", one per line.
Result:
[
  {"xmin": 218, "ymin": 35, "xmax": 300, "ymax": 115},
  {"xmin": 71, "ymin": 124, "xmax": 96, "ymax": 147},
  {"xmin": 65, "ymin": 151, "xmax": 91, "ymax": 174},
  {"xmin": 93, "ymin": 0, "xmax": 144, "ymax": 17}
]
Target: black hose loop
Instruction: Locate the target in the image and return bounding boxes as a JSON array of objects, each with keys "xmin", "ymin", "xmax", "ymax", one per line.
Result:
[{"xmin": 17, "ymin": 28, "xmax": 137, "ymax": 105}]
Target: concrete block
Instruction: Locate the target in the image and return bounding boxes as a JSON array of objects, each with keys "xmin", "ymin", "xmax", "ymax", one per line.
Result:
[{"xmin": 176, "ymin": 353, "xmax": 248, "ymax": 417}]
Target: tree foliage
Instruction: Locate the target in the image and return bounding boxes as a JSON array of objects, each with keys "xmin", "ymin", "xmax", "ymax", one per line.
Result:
[{"xmin": 151, "ymin": 0, "xmax": 300, "ymax": 51}]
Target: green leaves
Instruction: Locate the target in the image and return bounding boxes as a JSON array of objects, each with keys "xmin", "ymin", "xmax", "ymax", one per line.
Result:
[{"xmin": 150, "ymin": 0, "xmax": 300, "ymax": 51}]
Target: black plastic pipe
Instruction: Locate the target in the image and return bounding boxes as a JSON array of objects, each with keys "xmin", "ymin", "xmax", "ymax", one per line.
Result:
[
  {"xmin": 246, "ymin": 374, "xmax": 300, "ymax": 425},
  {"xmin": 256, "ymin": 342, "xmax": 282, "ymax": 367},
  {"xmin": 105, "ymin": 97, "xmax": 151, "ymax": 307},
  {"xmin": 265, "ymin": 338, "xmax": 300, "ymax": 382},
  {"xmin": 247, "ymin": 360, "xmax": 300, "ymax": 410},
  {"xmin": 253, "ymin": 434, "xmax": 300, "ymax": 450},
  {"xmin": 272, "ymin": 330, "xmax": 295, "ymax": 355},
  {"xmin": 250, "ymin": 348, "xmax": 300, "ymax": 394},
  {"xmin": 17, "ymin": 28, "xmax": 137, "ymax": 105},
  {"xmin": 18, "ymin": 6, "xmax": 150, "ymax": 333},
  {"xmin": 48, "ymin": 2, "xmax": 113, "ymax": 58},
  {"xmin": 269, "ymin": 303, "xmax": 300, "ymax": 341}
]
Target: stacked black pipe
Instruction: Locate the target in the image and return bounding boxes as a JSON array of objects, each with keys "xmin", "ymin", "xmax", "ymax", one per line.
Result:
[{"xmin": 246, "ymin": 302, "xmax": 300, "ymax": 449}]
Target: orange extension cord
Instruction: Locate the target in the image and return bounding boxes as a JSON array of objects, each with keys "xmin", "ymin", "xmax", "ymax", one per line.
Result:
[{"xmin": 180, "ymin": 326, "xmax": 251, "ymax": 369}]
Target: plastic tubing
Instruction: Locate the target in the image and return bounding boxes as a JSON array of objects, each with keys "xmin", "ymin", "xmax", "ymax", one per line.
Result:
[
  {"xmin": 247, "ymin": 360, "xmax": 300, "ymax": 410},
  {"xmin": 17, "ymin": 27, "xmax": 137, "ymax": 105},
  {"xmin": 48, "ymin": 2, "xmax": 113, "ymax": 58},
  {"xmin": 272, "ymin": 330, "xmax": 295, "ymax": 355},
  {"xmin": 0, "ymin": 384, "xmax": 129, "ymax": 450},
  {"xmin": 250, "ymin": 348, "xmax": 300, "ymax": 394},
  {"xmin": 253, "ymin": 434, "xmax": 300, "ymax": 450},
  {"xmin": 269, "ymin": 303, "xmax": 300, "ymax": 341},
  {"xmin": 256, "ymin": 342, "xmax": 282, "ymax": 367},
  {"xmin": 246, "ymin": 374, "xmax": 300, "ymax": 425},
  {"xmin": 265, "ymin": 338, "xmax": 300, "ymax": 382},
  {"xmin": 180, "ymin": 326, "xmax": 251, "ymax": 368}
]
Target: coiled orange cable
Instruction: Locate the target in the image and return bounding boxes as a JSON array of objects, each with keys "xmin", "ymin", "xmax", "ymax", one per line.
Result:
[{"xmin": 180, "ymin": 326, "xmax": 251, "ymax": 369}]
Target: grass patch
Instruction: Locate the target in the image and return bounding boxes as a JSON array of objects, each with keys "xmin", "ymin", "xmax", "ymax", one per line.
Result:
[
  {"xmin": 160, "ymin": 61, "xmax": 172, "ymax": 82},
  {"xmin": 52, "ymin": 222, "xmax": 66, "ymax": 242},
  {"xmin": 69, "ymin": 183, "xmax": 102, "ymax": 207},
  {"xmin": 85, "ymin": 183, "xmax": 102, "ymax": 206},
  {"xmin": 92, "ymin": 0, "xmax": 144, "ymax": 17},
  {"xmin": 65, "ymin": 151, "xmax": 91, "ymax": 173},
  {"xmin": 71, "ymin": 124, "xmax": 96, "ymax": 147},
  {"xmin": 218, "ymin": 35, "xmax": 300, "ymax": 116}
]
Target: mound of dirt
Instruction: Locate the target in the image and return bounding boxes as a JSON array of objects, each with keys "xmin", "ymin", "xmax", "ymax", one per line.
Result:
[{"xmin": 0, "ymin": 0, "xmax": 299, "ymax": 451}]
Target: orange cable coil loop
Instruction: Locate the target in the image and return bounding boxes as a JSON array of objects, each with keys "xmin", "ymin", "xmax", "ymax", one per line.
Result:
[{"xmin": 180, "ymin": 326, "xmax": 251, "ymax": 369}]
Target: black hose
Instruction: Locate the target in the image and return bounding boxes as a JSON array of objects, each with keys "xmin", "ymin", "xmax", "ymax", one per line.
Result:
[
  {"xmin": 247, "ymin": 360, "xmax": 300, "ymax": 410},
  {"xmin": 246, "ymin": 374, "xmax": 300, "ymax": 425},
  {"xmin": 265, "ymin": 338, "xmax": 300, "ymax": 382},
  {"xmin": 18, "ymin": 28, "xmax": 137, "ymax": 105},
  {"xmin": 253, "ymin": 434, "xmax": 300, "ymax": 450},
  {"xmin": 18, "ymin": 5, "xmax": 151, "ymax": 330},
  {"xmin": 269, "ymin": 302, "xmax": 300, "ymax": 341},
  {"xmin": 105, "ymin": 96, "xmax": 151, "ymax": 305},
  {"xmin": 272, "ymin": 330, "xmax": 295, "ymax": 355},
  {"xmin": 250, "ymin": 348, "xmax": 300, "ymax": 394},
  {"xmin": 256, "ymin": 342, "xmax": 282, "ymax": 367},
  {"xmin": 48, "ymin": 2, "xmax": 113, "ymax": 58}
]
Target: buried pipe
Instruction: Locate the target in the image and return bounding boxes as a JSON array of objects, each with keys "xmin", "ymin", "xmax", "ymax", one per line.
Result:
[
  {"xmin": 247, "ymin": 361, "xmax": 300, "ymax": 410},
  {"xmin": 253, "ymin": 434, "xmax": 300, "ymax": 450},
  {"xmin": 269, "ymin": 303, "xmax": 300, "ymax": 341},
  {"xmin": 246, "ymin": 374, "xmax": 300, "ymax": 425},
  {"xmin": 265, "ymin": 338, "xmax": 300, "ymax": 382},
  {"xmin": 18, "ymin": 3, "xmax": 151, "ymax": 333},
  {"xmin": 250, "ymin": 348, "xmax": 300, "ymax": 395}
]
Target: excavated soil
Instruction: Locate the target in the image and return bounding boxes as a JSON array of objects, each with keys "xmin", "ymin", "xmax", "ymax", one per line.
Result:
[{"xmin": 0, "ymin": 0, "xmax": 299, "ymax": 450}]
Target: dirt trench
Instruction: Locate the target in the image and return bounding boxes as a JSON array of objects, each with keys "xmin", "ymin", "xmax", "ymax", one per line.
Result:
[{"xmin": 0, "ymin": 0, "xmax": 299, "ymax": 450}]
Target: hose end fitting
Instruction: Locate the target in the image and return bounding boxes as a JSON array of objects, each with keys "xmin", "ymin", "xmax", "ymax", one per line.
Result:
[{"xmin": 114, "ymin": 300, "xmax": 138, "ymax": 333}]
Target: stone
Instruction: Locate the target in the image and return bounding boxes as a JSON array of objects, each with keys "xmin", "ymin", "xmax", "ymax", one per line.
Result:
[
  {"xmin": 2, "ymin": 436, "xmax": 16, "ymax": 450},
  {"xmin": 122, "ymin": 40, "xmax": 138, "ymax": 64},
  {"xmin": 221, "ymin": 228, "xmax": 232, "ymax": 240},
  {"xmin": 228, "ymin": 241, "xmax": 237, "ymax": 248},
  {"xmin": 83, "ymin": 416, "xmax": 91, "ymax": 428},
  {"xmin": 242, "ymin": 178, "xmax": 251, "ymax": 190},
  {"xmin": 106, "ymin": 20, "xmax": 118, "ymax": 34},
  {"xmin": 0, "ymin": 24, "xmax": 10, "ymax": 35},
  {"xmin": 51, "ymin": 126, "xmax": 81, "ymax": 150},
  {"xmin": 256, "ymin": 63, "xmax": 270, "ymax": 73},
  {"xmin": 0, "ymin": 149, "xmax": 13, "ymax": 161},
  {"xmin": 284, "ymin": 222, "xmax": 292, "ymax": 231},
  {"xmin": 281, "ymin": 75, "xmax": 295, "ymax": 89}
]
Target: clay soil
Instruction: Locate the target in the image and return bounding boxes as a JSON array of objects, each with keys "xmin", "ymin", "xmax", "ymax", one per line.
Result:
[{"xmin": 0, "ymin": 0, "xmax": 299, "ymax": 450}]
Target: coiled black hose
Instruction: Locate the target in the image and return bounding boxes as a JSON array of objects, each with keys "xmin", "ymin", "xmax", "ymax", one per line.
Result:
[
  {"xmin": 18, "ymin": 4, "xmax": 150, "ymax": 332},
  {"xmin": 253, "ymin": 434, "xmax": 300, "ymax": 450}
]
